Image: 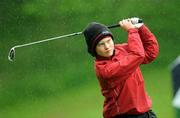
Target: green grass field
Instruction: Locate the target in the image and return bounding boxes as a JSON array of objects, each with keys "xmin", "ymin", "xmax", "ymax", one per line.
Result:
[{"xmin": 0, "ymin": 67, "xmax": 175, "ymax": 118}]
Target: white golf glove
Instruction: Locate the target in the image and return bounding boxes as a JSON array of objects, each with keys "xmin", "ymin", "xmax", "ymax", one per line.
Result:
[{"xmin": 130, "ymin": 17, "xmax": 144, "ymax": 28}]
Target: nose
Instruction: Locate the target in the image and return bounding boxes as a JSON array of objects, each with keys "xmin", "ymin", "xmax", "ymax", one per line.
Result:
[{"xmin": 104, "ymin": 43, "xmax": 110, "ymax": 50}]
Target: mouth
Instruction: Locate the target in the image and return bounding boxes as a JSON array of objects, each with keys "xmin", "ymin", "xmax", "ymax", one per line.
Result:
[{"xmin": 106, "ymin": 49, "xmax": 113, "ymax": 53}]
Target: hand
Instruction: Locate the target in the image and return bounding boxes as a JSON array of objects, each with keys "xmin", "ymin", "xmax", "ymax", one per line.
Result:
[
  {"xmin": 130, "ymin": 17, "xmax": 144, "ymax": 28},
  {"xmin": 119, "ymin": 19, "xmax": 135, "ymax": 31}
]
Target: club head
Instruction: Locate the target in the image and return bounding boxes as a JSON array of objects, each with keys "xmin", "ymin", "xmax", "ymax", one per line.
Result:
[{"xmin": 8, "ymin": 48, "xmax": 15, "ymax": 62}]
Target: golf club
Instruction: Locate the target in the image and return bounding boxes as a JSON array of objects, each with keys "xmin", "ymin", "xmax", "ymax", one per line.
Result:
[
  {"xmin": 8, "ymin": 32, "xmax": 82, "ymax": 61},
  {"xmin": 8, "ymin": 18, "xmax": 142, "ymax": 62}
]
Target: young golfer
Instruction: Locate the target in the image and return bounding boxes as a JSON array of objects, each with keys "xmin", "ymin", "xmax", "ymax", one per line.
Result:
[{"xmin": 83, "ymin": 18, "xmax": 159, "ymax": 118}]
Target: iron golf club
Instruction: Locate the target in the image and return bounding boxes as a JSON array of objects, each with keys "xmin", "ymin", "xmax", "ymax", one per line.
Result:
[
  {"xmin": 8, "ymin": 18, "xmax": 142, "ymax": 62},
  {"xmin": 8, "ymin": 32, "xmax": 82, "ymax": 61}
]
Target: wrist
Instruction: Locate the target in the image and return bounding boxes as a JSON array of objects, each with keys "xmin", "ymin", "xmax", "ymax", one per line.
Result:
[{"xmin": 125, "ymin": 25, "xmax": 136, "ymax": 31}]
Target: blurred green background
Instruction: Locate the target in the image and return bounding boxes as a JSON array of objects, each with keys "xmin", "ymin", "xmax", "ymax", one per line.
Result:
[{"xmin": 0, "ymin": 0, "xmax": 180, "ymax": 118}]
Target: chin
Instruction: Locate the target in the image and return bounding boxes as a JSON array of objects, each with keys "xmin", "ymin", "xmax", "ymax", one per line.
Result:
[{"xmin": 104, "ymin": 52, "xmax": 114, "ymax": 57}]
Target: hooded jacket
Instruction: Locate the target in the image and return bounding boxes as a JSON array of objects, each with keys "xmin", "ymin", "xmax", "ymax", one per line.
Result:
[{"xmin": 95, "ymin": 25, "xmax": 159, "ymax": 118}]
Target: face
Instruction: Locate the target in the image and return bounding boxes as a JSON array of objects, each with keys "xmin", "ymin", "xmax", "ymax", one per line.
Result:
[{"xmin": 95, "ymin": 36, "xmax": 114, "ymax": 57}]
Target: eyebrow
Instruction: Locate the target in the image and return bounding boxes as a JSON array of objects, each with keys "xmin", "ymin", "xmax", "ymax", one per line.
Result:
[{"xmin": 99, "ymin": 38, "xmax": 111, "ymax": 44}]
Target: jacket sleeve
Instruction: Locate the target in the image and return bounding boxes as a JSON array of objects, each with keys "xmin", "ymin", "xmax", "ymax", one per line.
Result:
[
  {"xmin": 98, "ymin": 29, "xmax": 145, "ymax": 80},
  {"xmin": 138, "ymin": 25, "xmax": 159, "ymax": 64}
]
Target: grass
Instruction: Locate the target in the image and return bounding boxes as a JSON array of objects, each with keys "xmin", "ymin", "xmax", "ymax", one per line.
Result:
[
  {"xmin": 0, "ymin": 82, "xmax": 103, "ymax": 118},
  {"xmin": 0, "ymin": 66, "xmax": 175, "ymax": 118},
  {"xmin": 142, "ymin": 66, "xmax": 175, "ymax": 118}
]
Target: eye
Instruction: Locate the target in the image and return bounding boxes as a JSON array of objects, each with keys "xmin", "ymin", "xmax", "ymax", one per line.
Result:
[
  {"xmin": 98, "ymin": 43, "xmax": 104, "ymax": 46},
  {"xmin": 107, "ymin": 39, "xmax": 111, "ymax": 43}
]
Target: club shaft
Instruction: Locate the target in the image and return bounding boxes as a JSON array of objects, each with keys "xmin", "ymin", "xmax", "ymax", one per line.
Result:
[
  {"xmin": 12, "ymin": 19, "xmax": 143, "ymax": 49},
  {"xmin": 13, "ymin": 31, "xmax": 82, "ymax": 49},
  {"xmin": 108, "ymin": 24, "xmax": 120, "ymax": 29}
]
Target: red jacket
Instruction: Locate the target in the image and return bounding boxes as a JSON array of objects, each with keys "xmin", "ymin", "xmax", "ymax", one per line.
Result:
[{"xmin": 95, "ymin": 25, "xmax": 159, "ymax": 118}]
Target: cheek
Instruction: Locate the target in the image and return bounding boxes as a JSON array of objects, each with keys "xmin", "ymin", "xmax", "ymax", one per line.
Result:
[
  {"xmin": 109, "ymin": 42, "xmax": 114, "ymax": 49},
  {"xmin": 112, "ymin": 44, "xmax": 115, "ymax": 49},
  {"xmin": 96, "ymin": 47, "xmax": 103, "ymax": 53},
  {"xmin": 111, "ymin": 41, "xmax": 114, "ymax": 47},
  {"xmin": 96, "ymin": 47, "xmax": 105, "ymax": 56}
]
